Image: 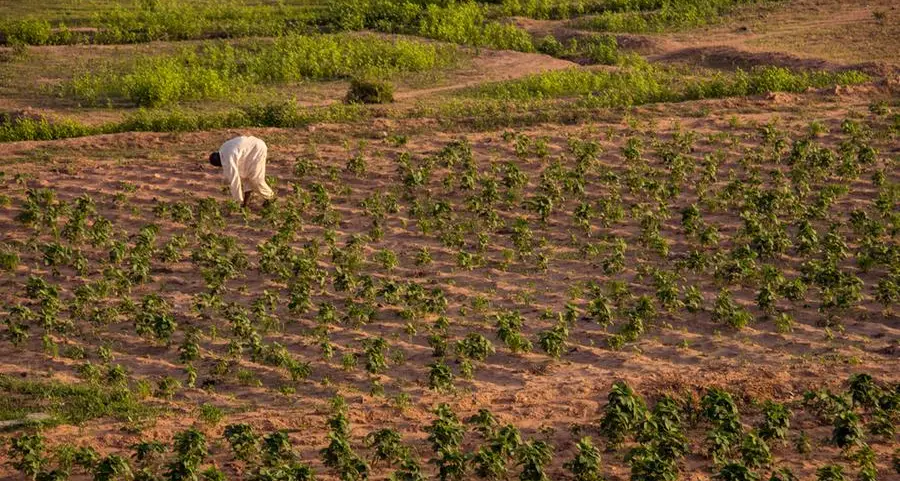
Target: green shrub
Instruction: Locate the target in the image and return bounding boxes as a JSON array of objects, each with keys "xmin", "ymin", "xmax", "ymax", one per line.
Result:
[
  {"xmin": 1, "ymin": 18, "xmax": 53, "ymax": 45},
  {"xmin": 0, "ymin": 116, "xmax": 96, "ymax": 143},
  {"xmin": 466, "ymin": 64, "xmax": 868, "ymax": 105},
  {"xmin": 0, "ymin": 248, "xmax": 19, "ymax": 271},
  {"xmin": 578, "ymin": 0, "xmax": 768, "ymax": 33},
  {"xmin": 346, "ymin": 78, "xmax": 395, "ymax": 104}
]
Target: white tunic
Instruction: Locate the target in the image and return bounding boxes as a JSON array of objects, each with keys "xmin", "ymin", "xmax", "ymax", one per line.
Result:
[{"xmin": 218, "ymin": 135, "xmax": 274, "ymax": 203}]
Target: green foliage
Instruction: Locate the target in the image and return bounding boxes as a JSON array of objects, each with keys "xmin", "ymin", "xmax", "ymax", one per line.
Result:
[
  {"xmin": 456, "ymin": 333, "xmax": 495, "ymax": 361},
  {"xmin": 362, "ymin": 337, "xmax": 389, "ymax": 374},
  {"xmin": 715, "ymin": 463, "xmax": 759, "ymax": 481},
  {"xmin": 516, "ymin": 439, "xmax": 553, "ymax": 481},
  {"xmin": 739, "ymin": 432, "xmax": 771, "ymax": 468},
  {"xmin": 68, "ymin": 34, "xmax": 455, "ymax": 107},
  {"xmin": 0, "ymin": 116, "xmax": 95, "ymax": 142},
  {"xmin": 321, "ymin": 396, "xmax": 369, "ymax": 481},
  {"xmin": 134, "ymin": 294, "xmax": 178, "ymax": 343},
  {"xmin": 224, "ymin": 423, "xmax": 259, "ymax": 462},
  {"xmin": 578, "ymin": 0, "xmax": 775, "ymax": 33},
  {"xmin": 466, "ymin": 65, "xmax": 868, "ymax": 103},
  {"xmin": 365, "ymin": 428, "xmax": 408, "ymax": 466},
  {"xmin": 94, "ymin": 454, "xmax": 132, "ymax": 481},
  {"xmin": 426, "ymin": 404, "xmax": 465, "ymax": 453},
  {"xmin": 538, "ymin": 316, "xmax": 569, "ymax": 358},
  {"xmin": 758, "ymin": 401, "xmax": 790, "ymax": 441},
  {"xmin": 600, "ymin": 381, "xmax": 648, "ymax": 447},
  {"xmin": 0, "ymin": 375, "xmax": 153, "ymax": 426},
  {"xmin": 564, "ymin": 437, "xmax": 604, "ymax": 481},
  {"xmin": 816, "ymin": 465, "xmax": 846, "ymax": 481},
  {"xmin": 831, "ymin": 409, "xmax": 864, "ymax": 449},
  {"xmin": 8, "ymin": 433, "xmax": 46, "ymax": 479},
  {"xmin": 2, "ymin": 1, "xmax": 319, "ymax": 45}
]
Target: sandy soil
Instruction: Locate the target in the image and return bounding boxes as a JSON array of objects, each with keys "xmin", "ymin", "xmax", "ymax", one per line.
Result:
[{"xmin": 0, "ymin": 85, "xmax": 897, "ymax": 479}]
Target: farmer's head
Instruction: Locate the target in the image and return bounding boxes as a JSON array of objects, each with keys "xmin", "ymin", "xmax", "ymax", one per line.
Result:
[{"xmin": 208, "ymin": 151, "xmax": 222, "ymax": 167}]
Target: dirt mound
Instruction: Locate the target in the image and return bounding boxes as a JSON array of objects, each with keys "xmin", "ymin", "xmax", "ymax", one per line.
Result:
[{"xmin": 650, "ymin": 45, "xmax": 847, "ymax": 72}]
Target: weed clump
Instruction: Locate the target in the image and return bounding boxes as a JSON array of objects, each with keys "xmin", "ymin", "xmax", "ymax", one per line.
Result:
[{"xmin": 345, "ymin": 78, "xmax": 395, "ymax": 104}]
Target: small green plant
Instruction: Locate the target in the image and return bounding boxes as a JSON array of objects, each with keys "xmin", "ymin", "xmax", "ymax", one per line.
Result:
[
  {"xmin": 428, "ymin": 361, "xmax": 454, "ymax": 393},
  {"xmin": 8, "ymin": 433, "xmax": 47, "ymax": 479},
  {"xmin": 224, "ymin": 423, "xmax": 259, "ymax": 462},
  {"xmin": 563, "ymin": 437, "xmax": 604, "ymax": 481},
  {"xmin": 600, "ymin": 381, "xmax": 647, "ymax": 447}
]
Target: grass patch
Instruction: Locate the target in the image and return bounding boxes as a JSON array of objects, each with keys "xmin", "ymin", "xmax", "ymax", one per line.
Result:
[
  {"xmin": 66, "ymin": 33, "xmax": 458, "ymax": 107},
  {"xmin": 416, "ymin": 65, "xmax": 869, "ymax": 130},
  {"xmin": 0, "ymin": 100, "xmax": 369, "ymax": 143},
  {"xmin": 0, "ymin": 117, "xmax": 96, "ymax": 143},
  {"xmin": 575, "ymin": 0, "xmax": 776, "ymax": 33},
  {"xmin": 0, "ymin": 0, "xmax": 326, "ymax": 45},
  {"xmin": 463, "ymin": 64, "xmax": 869, "ymax": 101},
  {"xmin": 0, "ymin": 375, "xmax": 157, "ymax": 427},
  {"xmin": 535, "ymin": 33, "xmax": 642, "ymax": 65},
  {"xmin": 328, "ymin": 0, "xmax": 535, "ymax": 52},
  {"xmin": 1, "ymin": 0, "xmax": 535, "ymax": 52}
]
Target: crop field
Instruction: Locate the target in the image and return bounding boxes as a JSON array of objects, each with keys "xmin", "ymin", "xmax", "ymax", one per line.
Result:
[{"xmin": 0, "ymin": 0, "xmax": 898, "ymax": 480}]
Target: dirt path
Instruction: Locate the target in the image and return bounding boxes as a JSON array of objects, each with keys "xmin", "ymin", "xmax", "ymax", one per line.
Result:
[{"xmin": 394, "ymin": 49, "xmax": 577, "ymax": 101}]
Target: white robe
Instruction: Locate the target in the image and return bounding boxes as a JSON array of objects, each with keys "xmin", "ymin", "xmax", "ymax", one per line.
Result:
[{"xmin": 219, "ymin": 135, "xmax": 274, "ymax": 203}]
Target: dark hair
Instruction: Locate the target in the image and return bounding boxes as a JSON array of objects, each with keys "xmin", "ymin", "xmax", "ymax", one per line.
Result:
[{"xmin": 209, "ymin": 152, "xmax": 221, "ymax": 167}]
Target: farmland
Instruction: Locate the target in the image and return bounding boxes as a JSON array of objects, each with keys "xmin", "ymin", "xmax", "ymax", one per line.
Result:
[{"xmin": 0, "ymin": 0, "xmax": 898, "ymax": 480}]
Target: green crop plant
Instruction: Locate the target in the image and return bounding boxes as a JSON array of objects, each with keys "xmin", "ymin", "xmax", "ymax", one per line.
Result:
[
  {"xmin": 456, "ymin": 333, "xmax": 495, "ymax": 362},
  {"xmin": 134, "ymin": 294, "xmax": 178, "ymax": 343},
  {"xmin": 600, "ymin": 381, "xmax": 648, "ymax": 447},
  {"xmin": 564, "ymin": 437, "xmax": 604, "ymax": 481},
  {"xmin": 516, "ymin": 439, "xmax": 553, "ymax": 481},
  {"xmin": 8, "ymin": 433, "xmax": 47, "ymax": 480},
  {"xmin": 362, "ymin": 337, "xmax": 389, "ymax": 375},
  {"xmin": 538, "ymin": 314, "xmax": 569, "ymax": 358},
  {"xmin": 757, "ymin": 401, "xmax": 791, "ymax": 441},
  {"xmin": 713, "ymin": 288, "xmax": 753, "ymax": 330},
  {"xmin": 389, "ymin": 456, "xmax": 426, "ymax": 481},
  {"xmin": 259, "ymin": 430, "xmax": 295, "ymax": 466},
  {"xmin": 636, "ymin": 396, "xmax": 689, "ymax": 462},
  {"xmin": 224, "ymin": 423, "xmax": 259, "ymax": 462},
  {"xmin": 847, "ymin": 373, "xmax": 883, "ymax": 409},
  {"xmin": 428, "ymin": 361, "xmax": 455, "ymax": 392},
  {"xmin": 714, "ymin": 463, "xmax": 759, "ymax": 481},
  {"xmin": 93, "ymin": 455, "xmax": 132, "ymax": 481},
  {"xmin": 816, "ymin": 465, "xmax": 846, "ymax": 481},
  {"xmin": 365, "ymin": 428, "xmax": 408, "ymax": 466},
  {"xmin": 830, "ymin": 409, "xmax": 864, "ymax": 450},
  {"xmin": 739, "ymin": 431, "xmax": 771, "ymax": 468},
  {"xmin": 702, "ymin": 388, "xmax": 743, "ymax": 462},
  {"xmin": 426, "ymin": 404, "xmax": 465, "ymax": 453},
  {"xmin": 625, "ymin": 445, "xmax": 678, "ymax": 481},
  {"xmin": 321, "ymin": 397, "xmax": 369, "ymax": 481}
]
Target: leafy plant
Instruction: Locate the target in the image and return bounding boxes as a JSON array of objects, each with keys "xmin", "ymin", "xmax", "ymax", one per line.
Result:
[{"xmin": 563, "ymin": 437, "xmax": 604, "ymax": 481}]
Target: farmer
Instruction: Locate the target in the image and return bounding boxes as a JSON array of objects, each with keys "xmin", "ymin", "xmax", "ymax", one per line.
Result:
[{"xmin": 208, "ymin": 135, "xmax": 274, "ymax": 208}]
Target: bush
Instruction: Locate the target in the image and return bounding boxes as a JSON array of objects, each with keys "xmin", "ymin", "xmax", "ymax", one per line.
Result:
[
  {"xmin": 345, "ymin": 78, "xmax": 395, "ymax": 104},
  {"xmin": 1, "ymin": 18, "xmax": 52, "ymax": 45}
]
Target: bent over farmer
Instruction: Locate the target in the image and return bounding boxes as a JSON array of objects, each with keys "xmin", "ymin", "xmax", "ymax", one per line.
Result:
[{"xmin": 208, "ymin": 135, "xmax": 274, "ymax": 208}]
